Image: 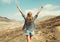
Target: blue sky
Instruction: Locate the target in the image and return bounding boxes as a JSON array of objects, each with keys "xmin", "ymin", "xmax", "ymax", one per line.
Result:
[{"xmin": 0, "ymin": 0, "xmax": 60, "ymax": 20}]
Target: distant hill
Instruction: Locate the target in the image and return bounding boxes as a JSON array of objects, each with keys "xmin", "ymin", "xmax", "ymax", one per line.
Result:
[
  {"xmin": 0, "ymin": 16, "xmax": 11, "ymax": 22},
  {"xmin": 0, "ymin": 16, "xmax": 20, "ymax": 22}
]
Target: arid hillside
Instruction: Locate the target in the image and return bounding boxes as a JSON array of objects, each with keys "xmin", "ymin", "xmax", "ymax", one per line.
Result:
[
  {"xmin": 35, "ymin": 16, "xmax": 60, "ymax": 42},
  {"xmin": 0, "ymin": 16, "xmax": 11, "ymax": 22},
  {"xmin": 0, "ymin": 16, "xmax": 60, "ymax": 42}
]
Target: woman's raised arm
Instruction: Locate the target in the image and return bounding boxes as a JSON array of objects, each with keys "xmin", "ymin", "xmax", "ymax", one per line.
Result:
[
  {"xmin": 34, "ymin": 6, "xmax": 44, "ymax": 20},
  {"xmin": 16, "ymin": 4, "xmax": 25, "ymax": 19},
  {"xmin": 36, "ymin": 6, "xmax": 44, "ymax": 15}
]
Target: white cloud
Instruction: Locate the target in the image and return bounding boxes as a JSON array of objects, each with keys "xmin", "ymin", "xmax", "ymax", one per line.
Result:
[
  {"xmin": 44, "ymin": 4, "xmax": 60, "ymax": 10},
  {"xmin": 2, "ymin": 0, "xmax": 11, "ymax": 3},
  {"xmin": 45, "ymin": 4, "xmax": 53, "ymax": 8},
  {"xmin": 2, "ymin": 0, "xmax": 13, "ymax": 4},
  {"xmin": 40, "ymin": 10, "xmax": 60, "ymax": 17},
  {"xmin": 2, "ymin": 0, "xmax": 20, "ymax": 4},
  {"xmin": 8, "ymin": 11, "xmax": 24, "ymax": 20}
]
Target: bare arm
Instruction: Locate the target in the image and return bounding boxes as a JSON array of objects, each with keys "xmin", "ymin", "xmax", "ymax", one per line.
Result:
[
  {"xmin": 34, "ymin": 6, "xmax": 44, "ymax": 20},
  {"xmin": 16, "ymin": 4, "xmax": 25, "ymax": 19},
  {"xmin": 36, "ymin": 6, "xmax": 44, "ymax": 15}
]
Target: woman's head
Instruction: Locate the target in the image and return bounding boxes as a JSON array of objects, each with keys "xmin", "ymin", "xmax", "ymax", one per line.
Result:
[
  {"xmin": 27, "ymin": 11, "xmax": 32, "ymax": 17},
  {"xmin": 26, "ymin": 11, "xmax": 33, "ymax": 22}
]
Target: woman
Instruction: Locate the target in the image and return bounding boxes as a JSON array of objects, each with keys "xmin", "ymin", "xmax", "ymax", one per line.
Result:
[{"xmin": 16, "ymin": 4, "xmax": 43, "ymax": 42}]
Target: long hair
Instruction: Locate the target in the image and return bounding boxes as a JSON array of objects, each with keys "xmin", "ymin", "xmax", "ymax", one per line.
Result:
[{"xmin": 26, "ymin": 12, "xmax": 33, "ymax": 22}]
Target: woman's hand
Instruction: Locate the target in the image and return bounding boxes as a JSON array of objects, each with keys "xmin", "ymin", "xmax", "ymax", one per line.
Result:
[
  {"xmin": 37, "ymin": 6, "xmax": 44, "ymax": 15},
  {"xmin": 41, "ymin": 6, "xmax": 44, "ymax": 9}
]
